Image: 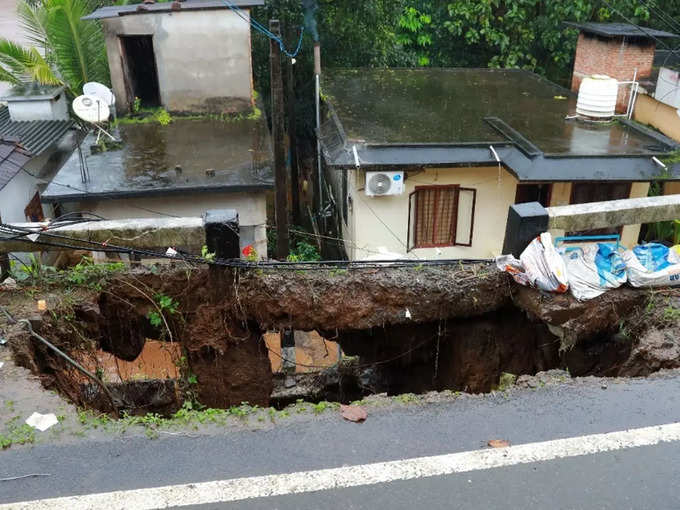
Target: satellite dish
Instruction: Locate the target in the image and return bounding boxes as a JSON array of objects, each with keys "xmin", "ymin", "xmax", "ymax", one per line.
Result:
[
  {"xmin": 73, "ymin": 94, "xmax": 110, "ymax": 123},
  {"xmin": 83, "ymin": 82, "xmax": 115, "ymax": 107},
  {"xmin": 72, "ymin": 94, "xmax": 117, "ymax": 144}
]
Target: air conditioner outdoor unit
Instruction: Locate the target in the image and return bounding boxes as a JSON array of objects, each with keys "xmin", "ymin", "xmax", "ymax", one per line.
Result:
[{"xmin": 365, "ymin": 171, "xmax": 404, "ymax": 197}]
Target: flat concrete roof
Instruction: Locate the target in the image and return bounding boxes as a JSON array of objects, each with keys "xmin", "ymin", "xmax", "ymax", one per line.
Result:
[
  {"xmin": 83, "ymin": 0, "xmax": 265, "ymax": 20},
  {"xmin": 1, "ymin": 83, "xmax": 66, "ymax": 102},
  {"xmin": 564, "ymin": 22, "xmax": 679, "ymax": 39},
  {"xmin": 42, "ymin": 116, "xmax": 273, "ymax": 202},
  {"xmin": 320, "ymin": 68, "xmax": 680, "ymax": 181}
]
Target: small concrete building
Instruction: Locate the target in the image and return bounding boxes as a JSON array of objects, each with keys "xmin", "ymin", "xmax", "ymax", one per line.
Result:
[
  {"xmin": 83, "ymin": 0, "xmax": 264, "ymax": 114},
  {"xmin": 319, "ymin": 68, "xmax": 680, "ymax": 260},
  {"xmin": 40, "ymin": 0, "xmax": 273, "ymax": 256}
]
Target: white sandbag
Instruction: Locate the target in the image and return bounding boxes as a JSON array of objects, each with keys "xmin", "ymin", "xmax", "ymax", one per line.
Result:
[
  {"xmin": 496, "ymin": 232, "xmax": 569, "ymax": 293},
  {"xmin": 561, "ymin": 243, "xmax": 627, "ymax": 301},
  {"xmin": 623, "ymin": 243, "xmax": 680, "ymax": 288}
]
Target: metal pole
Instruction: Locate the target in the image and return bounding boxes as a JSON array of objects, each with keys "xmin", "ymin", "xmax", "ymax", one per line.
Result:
[
  {"xmin": 0, "ymin": 214, "xmax": 10, "ymax": 279},
  {"xmin": 270, "ymin": 20, "xmax": 289, "ymax": 259},
  {"xmin": 287, "ymin": 56, "xmax": 301, "ymax": 225},
  {"xmin": 314, "ymin": 43, "xmax": 323, "ymax": 216}
]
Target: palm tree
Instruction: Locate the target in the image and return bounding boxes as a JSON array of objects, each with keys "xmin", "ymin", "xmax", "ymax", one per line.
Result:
[{"xmin": 0, "ymin": 0, "xmax": 109, "ymax": 95}]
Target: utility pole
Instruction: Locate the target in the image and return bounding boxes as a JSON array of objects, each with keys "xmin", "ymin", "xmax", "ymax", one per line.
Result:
[
  {"xmin": 270, "ymin": 19, "xmax": 289, "ymax": 260},
  {"xmin": 287, "ymin": 51, "xmax": 300, "ymax": 225},
  {"xmin": 0, "ymin": 214, "xmax": 9, "ymax": 279}
]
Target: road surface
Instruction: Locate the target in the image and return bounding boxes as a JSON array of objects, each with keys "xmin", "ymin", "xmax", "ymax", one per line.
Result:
[{"xmin": 1, "ymin": 374, "xmax": 680, "ymax": 509}]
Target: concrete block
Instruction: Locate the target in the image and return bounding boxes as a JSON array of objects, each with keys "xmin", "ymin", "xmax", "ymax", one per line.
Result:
[
  {"xmin": 203, "ymin": 209, "xmax": 240, "ymax": 259},
  {"xmin": 502, "ymin": 202, "xmax": 549, "ymax": 257}
]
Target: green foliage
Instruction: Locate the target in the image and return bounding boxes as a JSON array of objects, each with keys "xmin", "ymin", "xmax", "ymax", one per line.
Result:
[
  {"xmin": 154, "ymin": 108, "xmax": 172, "ymax": 125},
  {"xmin": 0, "ymin": 0, "xmax": 109, "ymax": 94},
  {"xmin": 65, "ymin": 256, "xmax": 125, "ymax": 290},
  {"xmin": 397, "ymin": 6, "xmax": 433, "ymax": 66},
  {"xmin": 644, "ymin": 182, "xmax": 680, "ymax": 244},
  {"xmin": 146, "ymin": 293, "xmax": 179, "ymax": 329},
  {"xmin": 201, "ymin": 245, "xmax": 216, "ymax": 262},
  {"xmin": 286, "ymin": 241, "xmax": 321, "ymax": 262},
  {"xmin": 11, "ymin": 254, "xmax": 56, "ymax": 284},
  {"xmin": 116, "ymin": 107, "xmax": 173, "ymax": 126},
  {"xmin": 132, "ymin": 96, "xmax": 141, "ymax": 113},
  {"xmin": 0, "ymin": 417, "xmax": 36, "ymax": 449},
  {"xmin": 254, "ymin": 0, "xmax": 680, "ymax": 97}
]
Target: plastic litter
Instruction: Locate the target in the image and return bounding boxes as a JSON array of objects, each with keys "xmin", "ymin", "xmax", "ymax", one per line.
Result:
[
  {"xmin": 623, "ymin": 243, "xmax": 680, "ymax": 288},
  {"xmin": 495, "ymin": 232, "xmax": 569, "ymax": 293},
  {"xmin": 0, "ymin": 362, "xmax": 4, "ymax": 369},
  {"xmin": 560, "ymin": 243, "xmax": 627, "ymax": 300},
  {"xmin": 25, "ymin": 412, "xmax": 59, "ymax": 432},
  {"xmin": 0, "ymin": 277, "xmax": 17, "ymax": 291}
]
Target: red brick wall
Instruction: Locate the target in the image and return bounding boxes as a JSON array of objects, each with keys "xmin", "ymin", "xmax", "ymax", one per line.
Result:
[{"xmin": 571, "ymin": 33, "xmax": 655, "ymax": 111}]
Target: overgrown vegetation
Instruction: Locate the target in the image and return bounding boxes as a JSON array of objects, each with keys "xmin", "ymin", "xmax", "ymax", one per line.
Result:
[
  {"xmin": 642, "ymin": 181, "xmax": 680, "ymax": 245},
  {"xmin": 146, "ymin": 293, "xmax": 179, "ymax": 329},
  {"xmin": 0, "ymin": 416, "xmax": 35, "ymax": 449},
  {"xmin": 267, "ymin": 226, "xmax": 321, "ymax": 261},
  {"xmin": 9, "ymin": 255, "xmax": 125, "ymax": 289},
  {"xmin": 0, "ymin": 0, "xmax": 108, "ymax": 95}
]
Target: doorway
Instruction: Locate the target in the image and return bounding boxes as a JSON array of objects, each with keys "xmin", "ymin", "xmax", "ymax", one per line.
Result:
[
  {"xmin": 120, "ymin": 35, "xmax": 161, "ymax": 109},
  {"xmin": 515, "ymin": 183, "xmax": 552, "ymax": 207},
  {"xmin": 568, "ymin": 182, "xmax": 631, "ymax": 236}
]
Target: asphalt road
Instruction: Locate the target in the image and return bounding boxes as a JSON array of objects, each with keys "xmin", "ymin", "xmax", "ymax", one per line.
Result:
[{"xmin": 2, "ymin": 374, "xmax": 680, "ymax": 509}]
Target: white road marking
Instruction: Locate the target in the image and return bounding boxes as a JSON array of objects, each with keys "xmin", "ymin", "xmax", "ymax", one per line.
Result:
[{"xmin": 3, "ymin": 422, "xmax": 680, "ymax": 510}]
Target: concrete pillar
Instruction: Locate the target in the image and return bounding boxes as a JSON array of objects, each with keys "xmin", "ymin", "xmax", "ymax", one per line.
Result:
[
  {"xmin": 502, "ymin": 202, "xmax": 549, "ymax": 257},
  {"xmin": 203, "ymin": 210, "xmax": 240, "ymax": 259},
  {"xmin": 280, "ymin": 328, "xmax": 296, "ymax": 374}
]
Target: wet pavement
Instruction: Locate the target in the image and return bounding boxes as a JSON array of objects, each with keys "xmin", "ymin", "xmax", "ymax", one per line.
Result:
[{"xmin": 2, "ymin": 370, "xmax": 680, "ymax": 508}]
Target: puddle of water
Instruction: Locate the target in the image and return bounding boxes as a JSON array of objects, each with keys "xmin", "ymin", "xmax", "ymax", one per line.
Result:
[
  {"xmin": 264, "ymin": 331, "xmax": 340, "ymax": 373},
  {"xmin": 77, "ymin": 340, "xmax": 181, "ymax": 383}
]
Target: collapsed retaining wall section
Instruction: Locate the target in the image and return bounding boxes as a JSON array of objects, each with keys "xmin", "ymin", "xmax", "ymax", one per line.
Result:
[{"xmin": 3, "ymin": 263, "xmax": 678, "ymax": 414}]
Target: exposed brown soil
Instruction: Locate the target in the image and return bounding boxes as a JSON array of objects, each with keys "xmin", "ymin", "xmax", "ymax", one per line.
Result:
[
  {"xmin": 184, "ymin": 304, "xmax": 272, "ymax": 408},
  {"xmin": 2, "ymin": 265, "xmax": 680, "ymax": 415}
]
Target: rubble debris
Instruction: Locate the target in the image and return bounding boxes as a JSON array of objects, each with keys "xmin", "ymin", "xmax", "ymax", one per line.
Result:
[
  {"xmin": 0, "ymin": 278, "xmax": 17, "ymax": 291},
  {"xmin": 487, "ymin": 439, "xmax": 510, "ymax": 448},
  {"xmin": 340, "ymin": 404, "xmax": 367, "ymax": 422}
]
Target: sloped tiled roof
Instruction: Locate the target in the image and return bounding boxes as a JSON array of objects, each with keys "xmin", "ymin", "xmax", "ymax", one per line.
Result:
[
  {"xmin": 0, "ymin": 139, "xmax": 32, "ymax": 191},
  {"xmin": 0, "ymin": 105, "xmax": 73, "ymax": 155}
]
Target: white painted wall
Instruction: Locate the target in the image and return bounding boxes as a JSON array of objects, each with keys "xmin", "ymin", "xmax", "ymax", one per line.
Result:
[
  {"xmin": 0, "ymin": 0, "xmax": 24, "ymax": 97},
  {"xmin": 70, "ymin": 191, "xmax": 268, "ymax": 256},
  {"xmin": 345, "ymin": 166, "xmax": 518, "ymax": 260},
  {"xmin": 0, "ymin": 170, "xmax": 38, "ymax": 223},
  {"xmin": 103, "ymin": 9, "xmax": 253, "ymax": 113}
]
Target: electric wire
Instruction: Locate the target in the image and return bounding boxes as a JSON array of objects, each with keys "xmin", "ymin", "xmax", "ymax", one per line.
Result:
[{"xmin": 219, "ymin": 0, "xmax": 305, "ymax": 58}]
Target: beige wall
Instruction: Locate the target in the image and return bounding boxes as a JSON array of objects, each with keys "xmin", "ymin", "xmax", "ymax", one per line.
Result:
[
  {"xmin": 633, "ymin": 93, "xmax": 680, "ymax": 143},
  {"xmin": 73, "ymin": 191, "xmax": 267, "ymax": 256},
  {"xmin": 549, "ymin": 182, "xmax": 649, "ymax": 248},
  {"xmin": 346, "ymin": 166, "xmax": 518, "ymax": 260},
  {"xmin": 103, "ymin": 9, "xmax": 253, "ymax": 114},
  {"xmin": 343, "ymin": 169, "xmax": 653, "ymax": 260}
]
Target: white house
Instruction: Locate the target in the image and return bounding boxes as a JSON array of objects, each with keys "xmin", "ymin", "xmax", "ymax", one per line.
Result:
[{"xmin": 320, "ymin": 67, "xmax": 679, "ymax": 260}]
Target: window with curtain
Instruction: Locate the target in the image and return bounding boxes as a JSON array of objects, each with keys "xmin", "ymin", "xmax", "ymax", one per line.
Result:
[{"xmin": 408, "ymin": 185, "xmax": 476, "ymax": 250}]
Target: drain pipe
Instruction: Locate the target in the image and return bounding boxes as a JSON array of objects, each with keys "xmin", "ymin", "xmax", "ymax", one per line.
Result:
[
  {"xmin": 314, "ymin": 42, "xmax": 323, "ymax": 215},
  {"xmin": 0, "ymin": 305, "xmax": 120, "ymax": 417}
]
